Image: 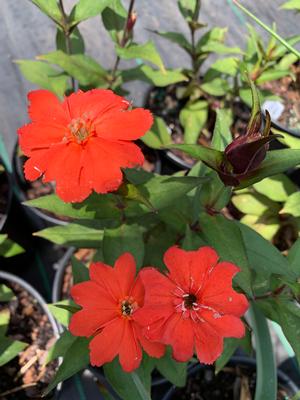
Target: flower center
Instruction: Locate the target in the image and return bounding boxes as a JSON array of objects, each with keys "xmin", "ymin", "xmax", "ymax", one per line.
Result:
[
  {"xmin": 121, "ymin": 300, "xmax": 134, "ymax": 316},
  {"xmin": 183, "ymin": 293, "xmax": 198, "ymax": 309},
  {"xmin": 68, "ymin": 117, "xmax": 91, "ymax": 144}
]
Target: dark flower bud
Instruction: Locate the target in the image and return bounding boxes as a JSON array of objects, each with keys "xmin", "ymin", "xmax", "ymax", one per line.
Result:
[
  {"xmin": 217, "ymin": 82, "xmax": 280, "ymax": 186},
  {"xmin": 126, "ymin": 11, "xmax": 137, "ymax": 32}
]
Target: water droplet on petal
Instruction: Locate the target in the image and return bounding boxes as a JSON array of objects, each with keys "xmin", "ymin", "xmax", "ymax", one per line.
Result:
[
  {"xmin": 228, "ymin": 297, "xmax": 233, "ymax": 302},
  {"xmin": 213, "ymin": 312, "xmax": 221, "ymax": 319},
  {"xmin": 147, "ymin": 326, "xmax": 150, "ymax": 331}
]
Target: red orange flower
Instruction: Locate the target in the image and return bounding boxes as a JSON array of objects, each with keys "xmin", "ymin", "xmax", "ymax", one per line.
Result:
[
  {"xmin": 18, "ymin": 89, "xmax": 153, "ymax": 202},
  {"xmin": 135, "ymin": 246, "xmax": 249, "ymax": 364},
  {"xmin": 69, "ymin": 253, "xmax": 165, "ymax": 372}
]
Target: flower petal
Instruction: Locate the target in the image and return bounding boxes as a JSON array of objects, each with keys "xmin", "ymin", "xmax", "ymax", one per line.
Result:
[
  {"xmin": 201, "ymin": 311, "xmax": 246, "ymax": 338},
  {"xmin": 194, "ymin": 323, "xmax": 223, "ymax": 364},
  {"xmin": 139, "ymin": 268, "xmax": 175, "ymax": 306},
  {"xmin": 69, "ymin": 308, "xmax": 118, "ymax": 337},
  {"xmin": 114, "ymin": 253, "xmax": 136, "ymax": 298},
  {"xmin": 89, "ymin": 262, "xmax": 121, "ymax": 302},
  {"xmin": 202, "ymin": 262, "xmax": 249, "ymax": 316},
  {"xmin": 163, "ymin": 246, "xmax": 191, "ymax": 291},
  {"xmin": 27, "ymin": 90, "xmax": 68, "ymax": 124},
  {"xmin": 70, "ymin": 281, "xmax": 117, "ymax": 309},
  {"xmin": 89, "ymin": 319, "xmax": 124, "ymax": 367},
  {"xmin": 96, "ymin": 109, "xmax": 153, "ymax": 141},
  {"xmin": 119, "ymin": 320, "xmax": 142, "ymax": 372},
  {"xmin": 18, "ymin": 122, "xmax": 66, "ymax": 154},
  {"xmin": 162, "ymin": 313, "xmax": 194, "ymax": 362},
  {"xmin": 189, "ymin": 246, "xmax": 219, "ymax": 291},
  {"xmin": 134, "ymin": 323, "xmax": 165, "ymax": 359}
]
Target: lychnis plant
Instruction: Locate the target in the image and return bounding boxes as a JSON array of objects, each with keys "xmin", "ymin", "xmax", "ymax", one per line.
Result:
[{"xmin": 17, "ymin": 76, "xmax": 300, "ymax": 400}]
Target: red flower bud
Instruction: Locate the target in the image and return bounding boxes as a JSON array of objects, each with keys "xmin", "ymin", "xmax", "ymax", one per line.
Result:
[
  {"xmin": 126, "ymin": 11, "xmax": 137, "ymax": 32},
  {"xmin": 218, "ymin": 110, "xmax": 277, "ymax": 186}
]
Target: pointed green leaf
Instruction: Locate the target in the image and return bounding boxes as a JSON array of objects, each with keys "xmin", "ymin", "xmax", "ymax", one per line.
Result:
[
  {"xmin": 56, "ymin": 26, "xmax": 85, "ymax": 54},
  {"xmin": 141, "ymin": 116, "xmax": 172, "ymax": 149},
  {"xmin": 46, "ymin": 330, "xmax": 77, "ymax": 365},
  {"xmin": 70, "ymin": 0, "xmax": 111, "ymax": 27},
  {"xmin": 0, "ymin": 235, "xmax": 24, "ymax": 258},
  {"xmin": 30, "ymin": 0, "xmax": 62, "ymax": 24},
  {"xmin": 120, "ymin": 65, "xmax": 188, "ymax": 86},
  {"xmin": 151, "ymin": 31, "xmax": 192, "ymax": 53},
  {"xmin": 211, "ymin": 108, "xmax": 233, "ymax": 151},
  {"xmin": 232, "ymin": 192, "xmax": 280, "ymax": 216},
  {"xmin": 253, "ymin": 174, "xmax": 297, "ymax": 202},
  {"xmin": 71, "ymin": 256, "xmax": 89, "ymax": 284},
  {"xmin": 0, "ymin": 309, "xmax": 10, "ymax": 336},
  {"xmin": 116, "ymin": 41, "xmax": 165, "ymax": 72},
  {"xmin": 103, "ymin": 223, "xmax": 144, "ymax": 269},
  {"xmin": 281, "ymin": 192, "xmax": 300, "ymax": 217},
  {"xmin": 44, "ymin": 336, "xmax": 90, "ymax": 396},
  {"xmin": 0, "ymin": 338, "xmax": 28, "ymax": 367},
  {"xmin": 0, "ymin": 285, "xmax": 15, "ymax": 302},
  {"xmin": 155, "ymin": 347, "xmax": 187, "ymax": 387},
  {"xmin": 288, "ymin": 238, "xmax": 300, "ymax": 275},
  {"xmin": 35, "ymin": 223, "xmax": 104, "ymax": 247},
  {"xmin": 101, "ymin": 0, "xmax": 127, "ymax": 43},
  {"xmin": 179, "ymin": 100, "xmax": 208, "ymax": 144}
]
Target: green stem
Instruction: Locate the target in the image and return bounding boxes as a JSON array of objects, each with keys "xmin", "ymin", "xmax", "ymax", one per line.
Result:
[
  {"xmin": 131, "ymin": 372, "xmax": 151, "ymax": 400},
  {"xmin": 58, "ymin": 0, "xmax": 75, "ymax": 92},
  {"xmin": 233, "ymin": 1, "xmax": 300, "ymax": 59},
  {"xmin": 249, "ymin": 302, "xmax": 277, "ymax": 400}
]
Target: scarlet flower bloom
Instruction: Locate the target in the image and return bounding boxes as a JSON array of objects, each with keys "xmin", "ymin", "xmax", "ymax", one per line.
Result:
[
  {"xmin": 69, "ymin": 253, "xmax": 165, "ymax": 372},
  {"xmin": 18, "ymin": 89, "xmax": 153, "ymax": 202},
  {"xmin": 134, "ymin": 246, "xmax": 249, "ymax": 364}
]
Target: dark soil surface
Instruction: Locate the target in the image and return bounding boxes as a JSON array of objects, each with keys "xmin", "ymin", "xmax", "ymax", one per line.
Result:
[
  {"xmin": 262, "ymin": 63, "xmax": 300, "ymax": 132},
  {"xmin": 61, "ymin": 248, "xmax": 94, "ymax": 300},
  {"xmin": 0, "ymin": 281, "xmax": 58, "ymax": 399},
  {"xmin": 171, "ymin": 364, "xmax": 295, "ymax": 400}
]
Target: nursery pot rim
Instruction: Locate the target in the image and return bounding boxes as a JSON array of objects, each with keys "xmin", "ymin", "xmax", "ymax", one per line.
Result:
[
  {"xmin": 52, "ymin": 247, "xmax": 75, "ymax": 306},
  {"xmin": 0, "ymin": 270, "xmax": 61, "ymax": 397},
  {"xmin": 0, "ymin": 159, "xmax": 13, "ymax": 232},
  {"xmin": 162, "ymin": 355, "xmax": 300, "ymax": 400}
]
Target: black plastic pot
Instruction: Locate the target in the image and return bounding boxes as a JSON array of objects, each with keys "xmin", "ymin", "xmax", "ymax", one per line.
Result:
[
  {"xmin": 52, "ymin": 247, "xmax": 75, "ymax": 305},
  {"xmin": 162, "ymin": 356, "xmax": 300, "ymax": 400},
  {"xmin": 0, "ymin": 159, "xmax": 12, "ymax": 232},
  {"xmin": 0, "ymin": 270, "xmax": 61, "ymax": 399}
]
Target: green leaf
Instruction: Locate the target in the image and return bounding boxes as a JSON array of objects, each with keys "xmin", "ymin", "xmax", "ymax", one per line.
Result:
[
  {"xmin": 280, "ymin": 0, "xmax": 300, "ymax": 11},
  {"xmin": 165, "ymin": 144, "xmax": 223, "ymax": 170},
  {"xmin": 0, "ymin": 309, "xmax": 10, "ymax": 336},
  {"xmin": 104, "ymin": 357, "xmax": 152, "ymax": 400},
  {"xmin": 196, "ymin": 27, "xmax": 228, "ymax": 53},
  {"xmin": 44, "ymin": 336, "xmax": 90, "ymax": 396},
  {"xmin": 116, "ymin": 41, "xmax": 165, "ymax": 72},
  {"xmin": 256, "ymin": 69, "xmax": 291, "ymax": 84},
  {"xmin": 155, "ymin": 347, "xmax": 187, "ymax": 387},
  {"xmin": 200, "ymin": 42, "xmax": 242, "ymax": 55},
  {"xmin": 237, "ymin": 149, "xmax": 300, "ymax": 189},
  {"xmin": 211, "ymin": 109, "xmax": 233, "ymax": 151},
  {"xmin": 232, "ymin": 192, "xmax": 280, "ymax": 216},
  {"xmin": 199, "ymin": 213, "xmax": 253, "ymax": 295},
  {"xmin": 70, "ymin": 0, "xmax": 111, "ymax": 27},
  {"xmin": 30, "ymin": 0, "xmax": 62, "ymax": 24},
  {"xmin": 141, "ymin": 116, "xmax": 172, "ymax": 149},
  {"xmin": 0, "ymin": 285, "xmax": 15, "ymax": 302},
  {"xmin": 35, "ymin": 223, "xmax": 104, "ymax": 247},
  {"xmin": 281, "ymin": 192, "xmax": 300, "ymax": 217},
  {"xmin": 198, "ymin": 171, "xmax": 232, "ymax": 212},
  {"xmin": 151, "ymin": 31, "xmax": 192, "ymax": 53},
  {"xmin": 182, "ymin": 225, "xmax": 206, "ymax": 250},
  {"xmin": 258, "ymin": 298, "xmax": 300, "ymax": 366},
  {"xmin": 46, "ymin": 330, "xmax": 77, "ymax": 364},
  {"xmin": 237, "ymin": 222, "xmax": 295, "ymax": 279},
  {"xmin": 16, "ymin": 60, "xmax": 69, "ymax": 98},
  {"xmin": 25, "ymin": 193, "xmax": 121, "ymax": 222},
  {"xmin": 253, "ymin": 174, "xmax": 297, "ymax": 202},
  {"xmin": 209, "ymin": 57, "xmax": 239, "ymax": 77},
  {"xmin": 178, "ymin": 0, "xmax": 199, "ymax": 21},
  {"xmin": 277, "ymin": 53, "xmax": 298, "ymax": 70},
  {"xmin": 240, "ymin": 214, "xmax": 279, "ymax": 241},
  {"xmin": 278, "ymin": 130, "xmax": 300, "ymax": 149},
  {"xmin": 38, "ymin": 51, "xmax": 107, "ymax": 86},
  {"xmin": 0, "ymin": 338, "xmax": 28, "ymax": 367},
  {"xmin": 56, "ymin": 26, "xmax": 85, "ymax": 54},
  {"xmin": 120, "ymin": 65, "xmax": 188, "ymax": 86},
  {"xmin": 72, "ymin": 256, "xmax": 89, "ymax": 284},
  {"xmin": 215, "ymin": 338, "xmax": 240, "ymax": 374},
  {"xmin": 288, "ymin": 237, "xmax": 300, "ymax": 275},
  {"xmin": 103, "ymin": 224, "xmax": 144, "ymax": 269},
  {"xmin": 201, "ymin": 77, "xmax": 230, "ymax": 96},
  {"xmin": 48, "ymin": 300, "xmax": 79, "ymax": 326},
  {"xmin": 0, "ymin": 234, "xmax": 24, "ymax": 258},
  {"xmin": 179, "ymin": 101, "xmax": 208, "ymax": 144},
  {"xmin": 101, "ymin": 0, "xmax": 127, "ymax": 44},
  {"xmin": 249, "ymin": 302, "xmax": 277, "ymax": 400}
]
